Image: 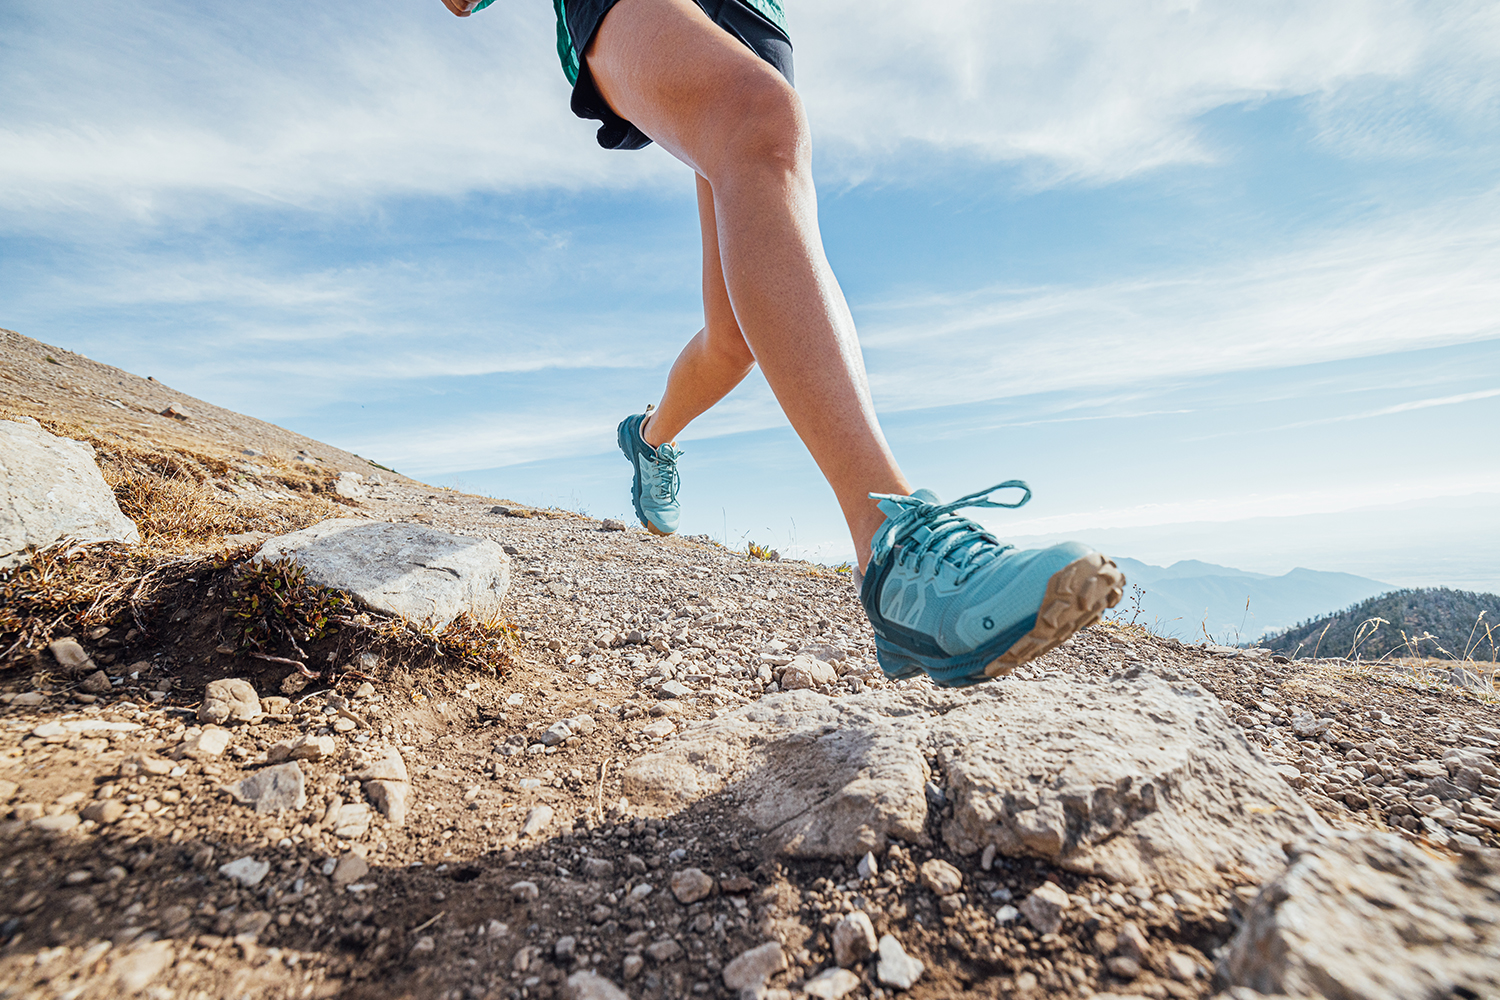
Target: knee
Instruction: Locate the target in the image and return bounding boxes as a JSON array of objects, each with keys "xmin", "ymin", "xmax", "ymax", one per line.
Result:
[{"xmin": 705, "ymin": 72, "xmax": 810, "ymax": 184}]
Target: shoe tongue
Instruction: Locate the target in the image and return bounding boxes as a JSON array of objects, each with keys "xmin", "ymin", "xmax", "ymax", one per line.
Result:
[
  {"xmin": 655, "ymin": 442, "xmax": 682, "ymax": 461},
  {"xmin": 876, "ymin": 488, "xmax": 940, "ymax": 518}
]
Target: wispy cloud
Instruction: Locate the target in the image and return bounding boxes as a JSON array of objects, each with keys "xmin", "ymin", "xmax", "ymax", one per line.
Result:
[
  {"xmin": 3, "ymin": 0, "xmax": 1495, "ymax": 218},
  {"xmin": 0, "ymin": 0, "xmax": 675, "ymax": 218},
  {"xmin": 986, "ymin": 473, "xmax": 1500, "ymax": 536},
  {"xmin": 790, "ymin": 0, "xmax": 1495, "ymax": 183},
  {"xmin": 1373, "ymin": 387, "xmax": 1500, "ymax": 415},
  {"xmin": 858, "ymin": 190, "xmax": 1500, "ymax": 411},
  {"xmin": 326, "ymin": 187, "xmax": 1500, "ymax": 458},
  {"xmin": 1259, "ymin": 386, "xmax": 1500, "ymax": 431},
  {"xmin": 351, "ymin": 412, "xmax": 609, "ymax": 474},
  {"xmin": 9, "ymin": 233, "xmax": 696, "ymax": 394}
]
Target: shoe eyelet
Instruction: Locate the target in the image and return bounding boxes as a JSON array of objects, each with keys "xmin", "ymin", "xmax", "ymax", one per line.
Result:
[{"xmin": 982, "ymin": 616, "xmax": 994, "ymax": 630}]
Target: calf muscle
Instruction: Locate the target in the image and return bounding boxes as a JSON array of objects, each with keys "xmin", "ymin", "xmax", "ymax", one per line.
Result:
[{"xmin": 588, "ymin": 0, "xmax": 909, "ymax": 565}]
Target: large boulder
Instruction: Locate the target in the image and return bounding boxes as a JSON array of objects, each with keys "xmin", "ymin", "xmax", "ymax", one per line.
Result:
[
  {"xmin": 1, "ymin": 417, "xmax": 139, "ymax": 567},
  {"xmin": 621, "ymin": 674, "xmax": 1319, "ymax": 886},
  {"xmin": 254, "ymin": 519, "xmax": 510, "ymax": 629},
  {"xmin": 1223, "ymin": 831, "xmax": 1500, "ymax": 999},
  {"xmin": 936, "ymin": 674, "xmax": 1319, "ymax": 890}
]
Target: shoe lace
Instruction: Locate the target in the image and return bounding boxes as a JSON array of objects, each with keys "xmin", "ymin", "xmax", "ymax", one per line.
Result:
[
  {"xmin": 651, "ymin": 444, "xmax": 681, "ymax": 504},
  {"xmin": 867, "ymin": 481, "xmax": 1031, "ymax": 585}
]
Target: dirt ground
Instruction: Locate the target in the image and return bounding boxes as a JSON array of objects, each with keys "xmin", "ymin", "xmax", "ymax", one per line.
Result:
[{"xmin": 3, "ymin": 330, "xmax": 1498, "ymax": 1000}]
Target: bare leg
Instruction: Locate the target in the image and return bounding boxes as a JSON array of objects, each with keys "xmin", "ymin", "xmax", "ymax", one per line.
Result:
[
  {"xmin": 589, "ymin": 0, "xmax": 910, "ymax": 568},
  {"xmin": 640, "ymin": 174, "xmax": 756, "ymax": 448}
]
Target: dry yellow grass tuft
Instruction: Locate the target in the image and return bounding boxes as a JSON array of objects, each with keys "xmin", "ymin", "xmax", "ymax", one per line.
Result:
[
  {"xmin": 746, "ymin": 541, "xmax": 779, "ymax": 561},
  {"xmin": 1094, "ymin": 617, "xmax": 1155, "ymax": 643},
  {"xmin": 107, "ymin": 466, "xmax": 341, "ymax": 550},
  {"xmin": 1, "ymin": 405, "xmax": 345, "ymax": 555},
  {"xmin": 0, "ymin": 541, "xmax": 200, "ymax": 663}
]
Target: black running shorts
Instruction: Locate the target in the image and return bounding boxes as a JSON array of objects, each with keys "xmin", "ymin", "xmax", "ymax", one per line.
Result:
[{"xmin": 559, "ymin": 0, "xmax": 795, "ymax": 150}]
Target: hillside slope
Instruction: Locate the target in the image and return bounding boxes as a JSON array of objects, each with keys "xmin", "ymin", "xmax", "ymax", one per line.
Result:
[
  {"xmin": 4, "ymin": 329, "xmax": 1500, "ymax": 1000},
  {"xmin": 1262, "ymin": 587, "xmax": 1500, "ymax": 661},
  {"xmin": 0, "ymin": 327, "xmax": 403, "ymax": 480}
]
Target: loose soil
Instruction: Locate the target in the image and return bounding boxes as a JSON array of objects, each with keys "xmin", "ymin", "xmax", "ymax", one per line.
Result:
[{"xmin": 2, "ymin": 329, "xmax": 1498, "ymax": 1000}]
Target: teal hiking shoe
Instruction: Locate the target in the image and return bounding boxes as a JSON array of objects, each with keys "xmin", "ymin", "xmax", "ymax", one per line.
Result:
[
  {"xmin": 617, "ymin": 409, "xmax": 681, "ymax": 536},
  {"xmin": 859, "ymin": 481, "xmax": 1124, "ymax": 687}
]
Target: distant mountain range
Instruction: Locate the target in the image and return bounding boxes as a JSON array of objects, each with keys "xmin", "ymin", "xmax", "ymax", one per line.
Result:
[
  {"xmin": 1111, "ymin": 558, "xmax": 1392, "ymax": 642},
  {"xmin": 1261, "ymin": 588, "xmax": 1500, "ymax": 662}
]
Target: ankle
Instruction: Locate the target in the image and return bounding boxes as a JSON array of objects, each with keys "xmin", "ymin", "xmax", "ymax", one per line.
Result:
[
  {"xmin": 641, "ymin": 411, "xmax": 673, "ymax": 450},
  {"xmin": 850, "ymin": 497, "xmax": 894, "ymax": 574}
]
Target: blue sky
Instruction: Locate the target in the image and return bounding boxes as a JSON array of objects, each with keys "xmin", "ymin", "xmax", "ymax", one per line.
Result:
[{"xmin": 3, "ymin": 0, "xmax": 1498, "ymax": 590}]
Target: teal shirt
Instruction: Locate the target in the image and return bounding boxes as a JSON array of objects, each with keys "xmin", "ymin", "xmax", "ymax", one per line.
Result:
[{"xmin": 470, "ymin": 0, "xmax": 787, "ymax": 86}]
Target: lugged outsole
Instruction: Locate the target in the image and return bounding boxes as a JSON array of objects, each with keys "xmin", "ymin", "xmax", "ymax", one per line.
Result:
[
  {"xmin": 984, "ymin": 553, "xmax": 1125, "ymax": 677},
  {"xmin": 643, "ymin": 520, "xmax": 671, "ymax": 537}
]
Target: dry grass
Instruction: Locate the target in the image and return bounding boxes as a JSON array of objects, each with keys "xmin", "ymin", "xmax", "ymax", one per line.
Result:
[
  {"xmin": 746, "ymin": 541, "xmax": 779, "ymax": 561},
  {"xmin": 368, "ymin": 611, "xmax": 519, "ymax": 677},
  {"xmin": 2, "ymin": 405, "xmax": 345, "ymax": 555},
  {"xmin": 1099, "ymin": 583, "xmax": 1187, "ymax": 638},
  {"xmin": 1, "ymin": 407, "xmax": 343, "ymax": 668},
  {"xmin": 2, "ymin": 541, "xmax": 519, "ymax": 682},
  {"xmin": 1, "ymin": 402, "xmax": 520, "ymax": 681},
  {"xmin": 1281, "ymin": 613, "xmax": 1500, "ymax": 701},
  {"xmin": 1367, "ymin": 657, "xmax": 1499, "ymax": 703},
  {"xmin": 109, "ymin": 470, "xmax": 340, "ymax": 549},
  {"xmin": 1288, "ymin": 648, "xmax": 1500, "ymax": 704},
  {"xmin": 227, "ymin": 559, "xmax": 519, "ymax": 681},
  {"xmin": 0, "ymin": 541, "xmax": 206, "ymax": 664},
  {"xmin": 1094, "ymin": 617, "xmax": 1156, "ymax": 643}
]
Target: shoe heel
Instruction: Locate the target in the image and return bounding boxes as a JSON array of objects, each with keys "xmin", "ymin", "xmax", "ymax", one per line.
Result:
[{"xmin": 617, "ymin": 417, "xmax": 633, "ymax": 459}]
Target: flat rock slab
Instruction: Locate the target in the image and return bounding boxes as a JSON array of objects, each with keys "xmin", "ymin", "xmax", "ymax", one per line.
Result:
[
  {"xmin": 255, "ymin": 519, "xmax": 510, "ymax": 629},
  {"xmin": 227, "ymin": 762, "xmax": 306, "ymax": 813},
  {"xmin": 219, "ymin": 856, "xmax": 272, "ymax": 888},
  {"xmin": 1224, "ymin": 831, "xmax": 1500, "ymax": 999},
  {"xmin": 622, "ymin": 689, "xmax": 931, "ymax": 857},
  {"xmin": 622, "ymin": 675, "xmax": 1318, "ymax": 889},
  {"xmin": 1, "ymin": 418, "xmax": 139, "ymax": 568},
  {"xmin": 937, "ymin": 674, "xmax": 1319, "ymax": 890}
]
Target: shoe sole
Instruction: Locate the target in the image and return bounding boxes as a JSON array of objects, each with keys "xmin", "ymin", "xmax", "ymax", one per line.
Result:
[{"xmin": 984, "ymin": 552, "xmax": 1125, "ymax": 677}]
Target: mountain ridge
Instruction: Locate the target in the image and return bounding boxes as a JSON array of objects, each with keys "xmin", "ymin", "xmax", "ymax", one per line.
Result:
[
  {"xmin": 1112, "ymin": 556, "xmax": 1392, "ymax": 642},
  {"xmin": 1262, "ymin": 587, "xmax": 1500, "ymax": 662}
]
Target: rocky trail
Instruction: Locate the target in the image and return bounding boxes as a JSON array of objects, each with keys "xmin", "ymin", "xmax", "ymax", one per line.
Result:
[{"xmin": 2, "ymin": 329, "xmax": 1498, "ymax": 1000}]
